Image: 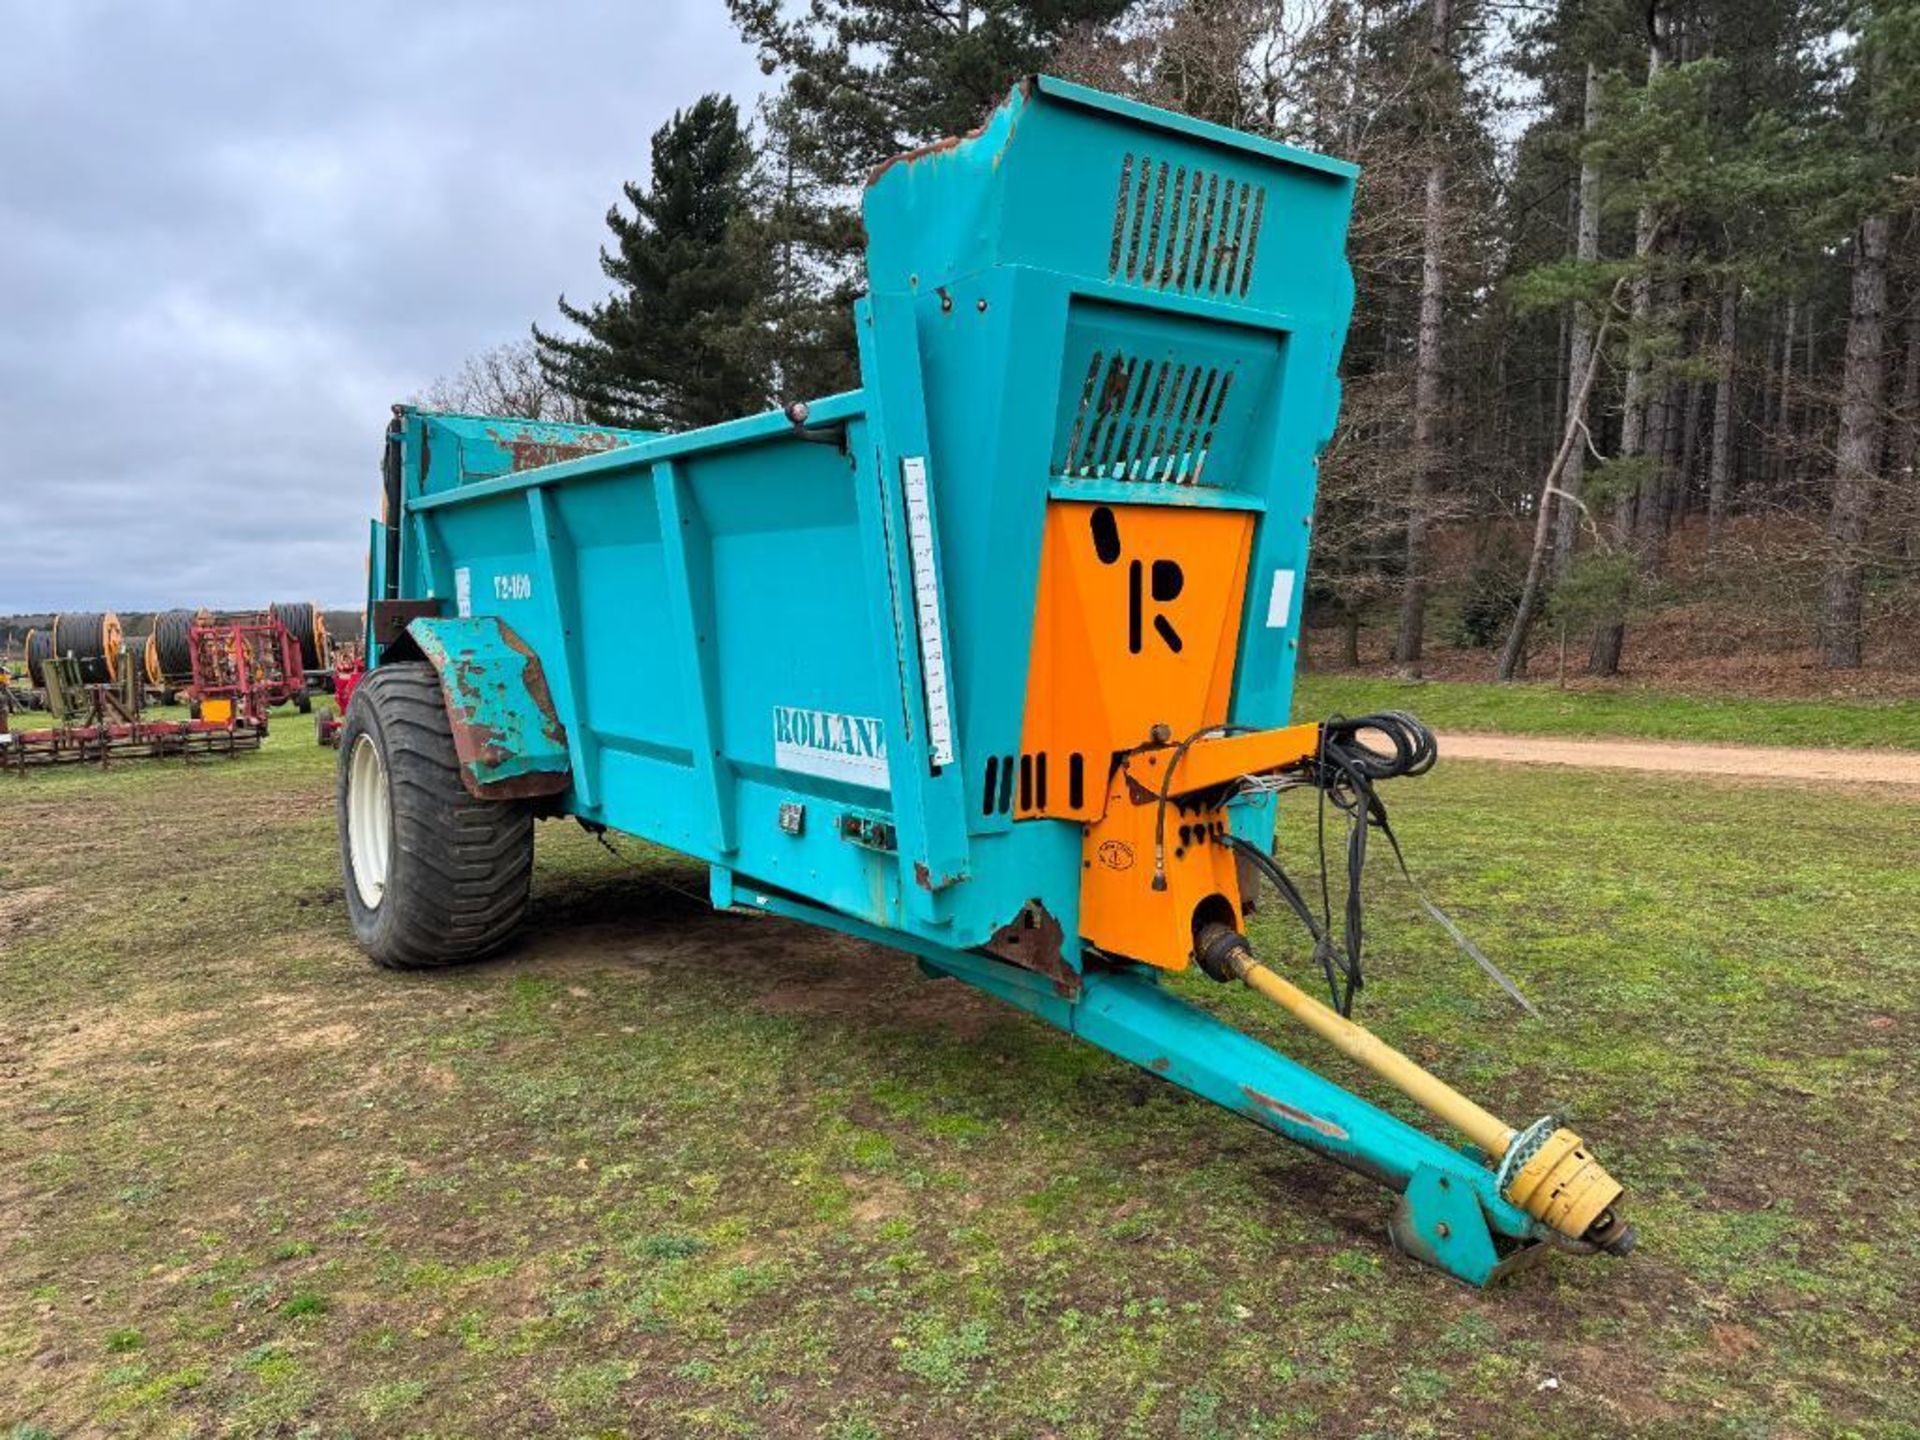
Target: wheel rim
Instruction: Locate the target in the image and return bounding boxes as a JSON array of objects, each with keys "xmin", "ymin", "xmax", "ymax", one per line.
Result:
[{"xmin": 347, "ymin": 733, "xmax": 392, "ymax": 909}]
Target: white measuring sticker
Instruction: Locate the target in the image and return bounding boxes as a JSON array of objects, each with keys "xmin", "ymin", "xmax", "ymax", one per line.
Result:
[
  {"xmin": 454, "ymin": 566, "xmax": 473, "ymax": 618},
  {"xmin": 1265, "ymin": 568, "xmax": 1297, "ymax": 629},
  {"xmin": 900, "ymin": 456, "xmax": 955, "ymax": 768}
]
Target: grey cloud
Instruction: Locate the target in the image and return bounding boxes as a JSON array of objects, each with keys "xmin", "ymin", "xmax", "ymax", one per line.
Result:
[{"xmin": 0, "ymin": 0, "xmax": 766, "ymax": 610}]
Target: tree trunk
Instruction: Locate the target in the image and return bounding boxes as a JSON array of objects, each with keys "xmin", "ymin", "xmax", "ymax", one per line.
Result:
[
  {"xmin": 1772, "ymin": 296, "xmax": 1797, "ymax": 494},
  {"xmin": 1894, "ymin": 312, "xmax": 1920, "ymax": 560},
  {"xmin": 1589, "ymin": 11, "xmax": 1665, "ymax": 677},
  {"xmin": 1798, "ymin": 301, "xmax": 1818, "ymax": 493},
  {"xmin": 1677, "ymin": 373, "xmax": 1704, "ymax": 521},
  {"xmin": 1393, "ymin": 0, "xmax": 1452, "ymax": 672},
  {"xmin": 1634, "ymin": 373, "xmax": 1675, "ymax": 563},
  {"xmin": 1551, "ymin": 303, "xmax": 1569, "ymax": 476},
  {"xmin": 1552, "ymin": 63, "xmax": 1604, "ymax": 584},
  {"xmin": 1707, "ymin": 280, "xmax": 1738, "ymax": 552},
  {"xmin": 1818, "ymin": 215, "xmax": 1891, "ymax": 668},
  {"xmin": 1499, "ymin": 284, "xmax": 1623, "ymax": 682}
]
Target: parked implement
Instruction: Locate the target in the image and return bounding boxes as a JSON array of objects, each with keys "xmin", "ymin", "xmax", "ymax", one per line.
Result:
[
  {"xmin": 340, "ymin": 77, "xmax": 1632, "ymax": 1285},
  {"xmin": 314, "ymin": 643, "xmax": 364, "ymax": 748},
  {"xmin": 0, "ymin": 652, "xmax": 261, "ymax": 770},
  {"xmin": 151, "ymin": 608, "xmax": 212, "ymax": 689},
  {"xmin": 270, "ymin": 599, "xmax": 331, "ymax": 678},
  {"xmin": 184, "ymin": 612, "xmax": 309, "ymax": 717}
]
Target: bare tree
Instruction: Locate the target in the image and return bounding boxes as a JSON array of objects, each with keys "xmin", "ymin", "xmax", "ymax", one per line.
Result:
[
  {"xmin": 417, "ymin": 339, "xmax": 589, "ymax": 423},
  {"xmin": 1499, "ymin": 278, "xmax": 1629, "ymax": 680},
  {"xmin": 1552, "ymin": 62, "xmax": 1605, "ymax": 583}
]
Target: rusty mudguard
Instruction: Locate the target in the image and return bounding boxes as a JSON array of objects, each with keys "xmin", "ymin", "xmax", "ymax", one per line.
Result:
[{"xmin": 405, "ymin": 616, "xmax": 571, "ymax": 800}]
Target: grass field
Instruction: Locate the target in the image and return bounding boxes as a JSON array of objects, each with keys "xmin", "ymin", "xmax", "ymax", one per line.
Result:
[
  {"xmin": 1294, "ymin": 674, "xmax": 1920, "ymax": 751},
  {"xmin": 4, "ymin": 716, "xmax": 1919, "ymax": 1437}
]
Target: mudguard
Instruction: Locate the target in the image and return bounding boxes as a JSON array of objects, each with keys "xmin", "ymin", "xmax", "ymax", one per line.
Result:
[{"xmin": 404, "ymin": 616, "xmax": 571, "ymax": 800}]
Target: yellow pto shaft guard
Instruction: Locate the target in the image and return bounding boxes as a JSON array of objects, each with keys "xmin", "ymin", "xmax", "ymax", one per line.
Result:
[{"xmin": 1196, "ymin": 925, "xmax": 1633, "ymax": 1252}]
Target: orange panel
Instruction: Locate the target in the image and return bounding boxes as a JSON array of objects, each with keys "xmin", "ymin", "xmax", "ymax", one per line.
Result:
[
  {"xmin": 1077, "ymin": 724, "xmax": 1323, "ymax": 971},
  {"xmin": 1018, "ymin": 500, "xmax": 1254, "ymax": 821},
  {"xmin": 1078, "ymin": 751, "xmax": 1243, "ymax": 970},
  {"xmin": 1014, "ymin": 496, "xmax": 1321, "ymax": 972}
]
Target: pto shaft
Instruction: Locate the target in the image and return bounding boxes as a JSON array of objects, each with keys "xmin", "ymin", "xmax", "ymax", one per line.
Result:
[
  {"xmin": 1239, "ymin": 948, "xmax": 1513, "ymax": 1156},
  {"xmin": 1194, "ymin": 925, "xmax": 1633, "ymax": 1253}
]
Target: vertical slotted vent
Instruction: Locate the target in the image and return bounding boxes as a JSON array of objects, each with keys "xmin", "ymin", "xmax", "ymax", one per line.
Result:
[
  {"xmin": 1058, "ymin": 349, "xmax": 1236, "ymax": 484},
  {"xmin": 1109, "ymin": 154, "xmax": 1267, "ymax": 298},
  {"xmin": 982, "ymin": 754, "xmax": 1019, "ymax": 816}
]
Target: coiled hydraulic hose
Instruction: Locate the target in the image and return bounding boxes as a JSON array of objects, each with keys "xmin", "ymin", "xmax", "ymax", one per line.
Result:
[{"xmin": 1221, "ymin": 710, "xmax": 1537, "ymax": 1016}]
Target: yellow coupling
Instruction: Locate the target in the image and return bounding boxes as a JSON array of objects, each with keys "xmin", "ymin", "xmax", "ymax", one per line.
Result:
[{"xmin": 1497, "ymin": 1118, "xmax": 1633, "ymax": 1252}]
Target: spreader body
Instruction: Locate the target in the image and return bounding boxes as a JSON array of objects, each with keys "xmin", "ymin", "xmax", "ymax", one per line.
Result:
[{"xmin": 355, "ymin": 77, "xmax": 1630, "ymax": 1284}]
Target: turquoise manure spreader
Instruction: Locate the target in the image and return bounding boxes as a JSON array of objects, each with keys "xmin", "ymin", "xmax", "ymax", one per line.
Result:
[{"xmin": 339, "ymin": 77, "xmax": 1634, "ymax": 1285}]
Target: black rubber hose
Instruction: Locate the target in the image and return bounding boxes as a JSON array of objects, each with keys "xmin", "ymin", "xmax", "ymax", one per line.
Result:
[
  {"xmin": 25, "ymin": 628, "xmax": 51, "ymax": 688},
  {"xmin": 153, "ymin": 609, "xmax": 203, "ymax": 682},
  {"xmin": 270, "ymin": 601, "xmax": 322, "ymax": 671},
  {"xmin": 52, "ymin": 611, "xmax": 120, "ymax": 684}
]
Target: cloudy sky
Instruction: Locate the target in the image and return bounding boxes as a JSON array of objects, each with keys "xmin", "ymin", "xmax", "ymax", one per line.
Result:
[{"xmin": 0, "ymin": 1, "xmax": 768, "ymax": 612}]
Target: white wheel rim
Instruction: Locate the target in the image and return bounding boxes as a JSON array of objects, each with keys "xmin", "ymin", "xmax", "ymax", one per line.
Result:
[{"xmin": 347, "ymin": 733, "xmax": 392, "ymax": 909}]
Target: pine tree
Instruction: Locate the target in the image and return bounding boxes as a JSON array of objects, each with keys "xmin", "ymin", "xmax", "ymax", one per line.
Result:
[
  {"xmin": 747, "ymin": 93, "xmax": 864, "ymax": 401},
  {"xmin": 729, "ymin": 1, "xmax": 1136, "ymax": 187},
  {"xmin": 728, "ymin": 0, "xmax": 1137, "ymax": 389},
  {"xmin": 534, "ymin": 95, "xmax": 770, "ymax": 431}
]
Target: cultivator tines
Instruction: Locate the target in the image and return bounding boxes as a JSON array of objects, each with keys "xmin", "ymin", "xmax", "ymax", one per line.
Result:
[
  {"xmin": 0, "ymin": 716, "xmax": 263, "ymax": 770},
  {"xmin": 0, "ymin": 666, "xmax": 261, "ymax": 771}
]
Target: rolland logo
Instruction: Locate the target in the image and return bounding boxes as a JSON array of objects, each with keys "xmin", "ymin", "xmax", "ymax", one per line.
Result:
[{"xmin": 772, "ymin": 706, "xmax": 890, "ymax": 787}]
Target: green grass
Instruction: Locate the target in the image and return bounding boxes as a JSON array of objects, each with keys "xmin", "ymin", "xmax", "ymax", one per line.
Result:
[
  {"xmin": 1295, "ymin": 673, "xmax": 1920, "ymax": 750},
  {"xmin": 2, "ymin": 712, "xmax": 1918, "ymax": 1434}
]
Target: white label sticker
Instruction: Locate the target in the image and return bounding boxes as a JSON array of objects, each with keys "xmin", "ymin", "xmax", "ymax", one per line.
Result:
[
  {"xmin": 900, "ymin": 456, "xmax": 955, "ymax": 768},
  {"xmin": 1266, "ymin": 568, "xmax": 1296, "ymax": 629},
  {"xmin": 454, "ymin": 567, "xmax": 472, "ymax": 618},
  {"xmin": 773, "ymin": 706, "xmax": 890, "ymax": 788}
]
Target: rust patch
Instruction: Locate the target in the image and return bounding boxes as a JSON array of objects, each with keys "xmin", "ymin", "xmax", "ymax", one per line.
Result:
[
  {"xmin": 428, "ymin": 620, "xmax": 571, "ymax": 801},
  {"xmin": 912, "ymin": 860, "xmax": 964, "ymax": 893},
  {"xmin": 463, "ymin": 768, "xmax": 570, "ymax": 801},
  {"xmin": 982, "ymin": 899, "xmax": 1078, "ymax": 997},
  {"xmin": 497, "ymin": 625, "xmax": 568, "ymax": 750},
  {"xmin": 485, "ymin": 426, "xmax": 629, "ymax": 474},
  {"xmin": 864, "ymin": 78, "xmax": 1030, "ymax": 188},
  {"xmin": 1241, "ymin": 1085, "xmax": 1349, "ymax": 1141},
  {"xmin": 1149, "ymin": 1056, "xmax": 1170, "ymax": 1073}
]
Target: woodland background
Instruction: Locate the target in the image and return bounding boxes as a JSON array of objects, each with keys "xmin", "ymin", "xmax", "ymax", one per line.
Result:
[{"xmin": 419, "ymin": 0, "xmax": 1920, "ymax": 697}]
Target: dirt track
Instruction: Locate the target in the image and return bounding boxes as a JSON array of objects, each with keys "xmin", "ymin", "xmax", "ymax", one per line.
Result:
[{"xmin": 1441, "ymin": 731, "xmax": 1920, "ymax": 786}]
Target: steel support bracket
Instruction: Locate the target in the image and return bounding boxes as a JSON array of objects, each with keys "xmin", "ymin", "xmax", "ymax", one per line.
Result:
[{"xmin": 1389, "ymin": 1163, "xmax": 1548, "ymax": 1287}]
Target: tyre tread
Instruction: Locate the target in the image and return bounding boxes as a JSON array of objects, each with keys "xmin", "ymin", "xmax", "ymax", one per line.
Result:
[{"xmin": 337, "ymin": 664, "xmax": 534, "ymax": 969}]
